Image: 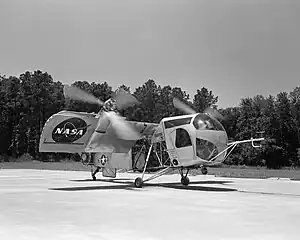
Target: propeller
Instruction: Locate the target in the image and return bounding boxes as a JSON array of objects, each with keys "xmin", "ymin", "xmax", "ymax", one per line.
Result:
[
  {"xmin": 114, "ymin": 88, "xmax": 140, "ymax": 110},
  {"xmin": 104, "ymin": 111, "xmax": 141, "ymax": 140},
  {"xmin": 63, "ymin": 85, "xmax": 104, "ymax": 106},
  {"xmin": 204, "ymin": 107, "xmax": 224, "ymax": 121},
  {"xmin": 64, "ymin": 85, "xmax": 140, "ymax": 110},
  {"xmin": 63, "ymin": 84, "xmax": 142, "ymax": 140},
  {"xmin": 173, "ymin": 97, "xmax": 196, "ymax": 115},
  {"xmin": 173, "ymin": 97, "xmax": 224, "ymax": 120}
]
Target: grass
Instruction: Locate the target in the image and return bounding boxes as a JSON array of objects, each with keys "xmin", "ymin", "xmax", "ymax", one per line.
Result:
[
  {"xmin": 1, "ymin": 160, "xmax": 300, "ymax": 180},
  {"xmin": 191, "ymin": 166, "xmax": 300, "ymax": 180},
  {"xmin": 0, "ymin": 160, "xmax": 88, "ymax": 172}
]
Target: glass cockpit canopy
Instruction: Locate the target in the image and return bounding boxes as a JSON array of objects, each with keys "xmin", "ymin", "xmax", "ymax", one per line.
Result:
[{"xmin": 193, "ymin": 113, "xmax": 225, "ymax": 131}]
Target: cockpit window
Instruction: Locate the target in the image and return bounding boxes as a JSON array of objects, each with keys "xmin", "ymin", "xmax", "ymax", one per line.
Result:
[
  {"xmin": 164, "ymin": 117, "xmax": 192, "ymax": 129},
  {"xmin": 193, "ymin": 113, "xmax": 225, "ymax": 131},
  {"xmin": 196, "ymin": 138, "xmax": 219, "ymax": 160},
  {"xmin": 175, "ymin": 128, "xmax": 192, "ymax": 148}
]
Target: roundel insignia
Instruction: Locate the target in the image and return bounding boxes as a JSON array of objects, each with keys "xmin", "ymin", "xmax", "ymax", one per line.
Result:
[{"xmin": 99, "ymin": 154, "xmax": 108, "ymax": 166}]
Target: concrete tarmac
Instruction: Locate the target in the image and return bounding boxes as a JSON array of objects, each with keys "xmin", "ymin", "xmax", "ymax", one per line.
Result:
[{"xmin": 0, "ymin": 169, "xmax": 300, "ymax": 240}]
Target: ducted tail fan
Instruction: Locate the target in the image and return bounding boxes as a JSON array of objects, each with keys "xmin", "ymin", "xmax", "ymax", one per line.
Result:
[
  {"xmin": 172, "ymin": 97, "xmax": 224, "ymax": 121},
  {"xmin": 63, "ymin": 84, "xmax": 141, "ymax": 140}
]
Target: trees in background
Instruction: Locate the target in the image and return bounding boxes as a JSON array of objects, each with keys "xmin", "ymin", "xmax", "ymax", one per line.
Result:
[{"xmin": 1, "ymin": 70, "xmax": 300, "ymax": 168}]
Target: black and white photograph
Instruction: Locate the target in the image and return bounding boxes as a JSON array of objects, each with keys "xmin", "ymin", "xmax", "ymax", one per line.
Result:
[{"xmin": 1, "ymin": 0, "xmax": 300, "ymax": 239}]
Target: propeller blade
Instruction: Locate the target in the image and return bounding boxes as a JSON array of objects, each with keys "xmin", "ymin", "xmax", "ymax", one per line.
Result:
[
  {"xmin": 63, "ymin": 85, "xmax": 104, "ymax": 106},
  {"xmin": 173, "ymin": 97, "xmax": 196, "ymax": 115},
  {"xmin": 173, "ymin": 97, "xmax": 224, "ymax": 120},
  {"xmin": 114, "ymin": 88, "xmax": 140, "ymax": 110},
  {"xmin": 204, "ymin": 107, "xmax": 224, "ymax": 121},
  {"xmin": 105, "ymin": 111, "xmax": 141, "ymax": 140}
]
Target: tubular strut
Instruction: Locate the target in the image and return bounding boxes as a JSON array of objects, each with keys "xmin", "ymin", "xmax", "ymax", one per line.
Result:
[
  {"xmin": 142, "ymin": 166, "xmax": 172, "ymax": 183},
  {"xmin": 91, "ymin": 166, "xmax": 100, "ymax": 180},
  {"xmin": 207, "ymin": 137, "xmax": 265, "ymax": 163},
  {"xmin": 139, "ymin": 143, "xmax": 172, "ymax": 184},
  {"xmin": 179, "ymin": 167, "xmax": 189, "ymax": 178}
]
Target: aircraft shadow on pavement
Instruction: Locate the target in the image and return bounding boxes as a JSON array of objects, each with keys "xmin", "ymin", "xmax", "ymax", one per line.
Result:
[
  {"xmin": 70, "ymin": 178, "xmax": 133, "ymax": 182},
  {"xmin": 50, "ymin": 179, "xmax": 237, "ymax": 192}
]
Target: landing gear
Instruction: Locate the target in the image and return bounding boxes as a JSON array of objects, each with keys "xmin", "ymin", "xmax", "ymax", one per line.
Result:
[
  {"xmin": 179, "ymin": 167, "xmax": 190, "ymax": 186},
  {"xmin": 91, "ymin": 166, "xmax": 100, "ymax": 181},
  {"xmin": 201, "ymin": 166, "xmax": 208, "ymax": 175},
  {"xmin": 181, "ymin": 176, "xmax": 190, "ymax": 186},
  {"xmin": 134, "ymin": 177, "xmax": 143, "ymax": 188},
  {"xmin": 133, "ymin": 167, "xmax": 172, "ymax": 188},
  {"xmin": 133, "ymin": 143, "xmax": 195, "ymax": 188},
  {"xmin": 132, "ymin": 144, "xmax": 174, "ymax": 188}
]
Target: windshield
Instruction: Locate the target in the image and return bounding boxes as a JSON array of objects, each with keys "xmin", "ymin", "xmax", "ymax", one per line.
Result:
[
  {"xmin": 164, "ymin": 117, "xmax": 192, "ymax": 129},
  {"xmin": 193, "ymin": 113, "xmax": 225, "ymax": 131},
  {"xmin": 196, "ymin": 138, "xmax": 219, "ymax": 160}
]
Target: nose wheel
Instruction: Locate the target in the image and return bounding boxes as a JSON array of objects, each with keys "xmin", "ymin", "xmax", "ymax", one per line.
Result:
[
  {"xmin": 179, "ymin": 168, "xmax": 190, "ymax": 186},
  {"xmin": 181, "ymin": 176, "xmax": 190, "ymax": 186}
]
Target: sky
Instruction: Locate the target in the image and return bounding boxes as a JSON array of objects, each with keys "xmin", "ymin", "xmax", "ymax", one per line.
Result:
[{"xmin": 0, "ymin": 0, "xmax": 300, "ymax": 108}]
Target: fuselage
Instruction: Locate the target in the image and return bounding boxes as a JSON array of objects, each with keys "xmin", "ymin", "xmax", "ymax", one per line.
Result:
[{"xmin": 159, "ymin": 113, "xmax": 228, "ymax": 167}]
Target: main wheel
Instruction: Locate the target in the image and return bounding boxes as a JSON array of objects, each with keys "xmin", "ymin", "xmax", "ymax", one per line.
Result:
[
  {"xmin": 134, "ymin": 177, "xmax": 143, "ymax": 188},
  {"xmin": 181, "ymin": 176, "xmax": 190, "ymax": 186},
  {"xmin": 92, "ymin": 175, "xmax": 96, "ymax": 181},
  {"xmin": 201, "ymin": 166, "xmax": 208, "ymax": 175}
]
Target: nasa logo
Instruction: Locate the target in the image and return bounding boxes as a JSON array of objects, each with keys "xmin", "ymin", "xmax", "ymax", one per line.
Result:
[
  {"xmin": 52, "ymin": 117, "xmax": 87, "ymax": 143},
  {"xmin": 99, "ymin": 154, "xmax": 108, "ymax": 165}
]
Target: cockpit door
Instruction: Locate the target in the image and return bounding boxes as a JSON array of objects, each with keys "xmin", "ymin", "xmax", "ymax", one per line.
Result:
[{"xmin": 166, "ymin": 127, "xmax": 195, "ymax": 165}]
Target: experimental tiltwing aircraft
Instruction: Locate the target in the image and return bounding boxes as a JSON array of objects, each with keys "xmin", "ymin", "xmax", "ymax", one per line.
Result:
[{"xmin": 39, "ymin": 85, "xmax": 264, "ymax": 188}]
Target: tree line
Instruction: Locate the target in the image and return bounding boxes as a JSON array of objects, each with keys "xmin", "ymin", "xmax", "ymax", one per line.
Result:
[{"xmin": 1, "ymin": 70, "xmax": 300, "ymax": 168}]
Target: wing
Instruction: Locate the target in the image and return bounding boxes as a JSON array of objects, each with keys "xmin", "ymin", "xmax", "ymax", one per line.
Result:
[{"xmin": 85, "ymin": 120, "xmax": 159, "ymax": 152}]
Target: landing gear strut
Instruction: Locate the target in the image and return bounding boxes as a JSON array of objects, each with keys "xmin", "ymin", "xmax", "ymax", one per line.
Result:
[
  {"xmin": 134, "ymin": 167, "xmax": 172, "ymax": 188},
  {"xmin": 91, "ymin": 166, "xmax": 100, "ymax": 181},
  {"xmin": 133, "ymin": 144, "xmax": 175, "ymax": 188},
  {"xmin": 133, "ymin": 144, "xmax": 194, "ymax": 187},
  {"xmin": 201, "ymin": 166, "xmax": 208, "ymax": 175},
  {"xmin": 179, "ymin": 168, "xmax": 190, "ymax": 186}
]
